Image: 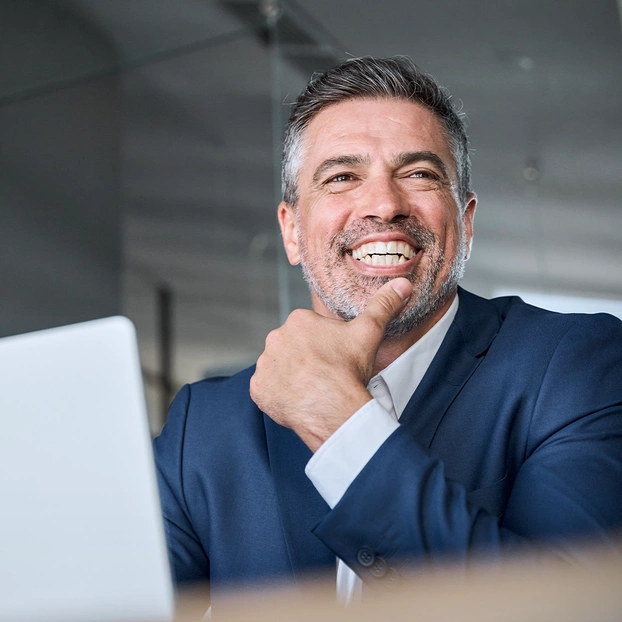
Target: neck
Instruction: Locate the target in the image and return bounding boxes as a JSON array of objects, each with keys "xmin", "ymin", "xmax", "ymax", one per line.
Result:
[
  {"xmin": 371, "ymin": 290, "xmax": 457, "ymax": 376},
  {"xmin": 309, "ymin": 288, "xmax": 458, "ymax": 378}
]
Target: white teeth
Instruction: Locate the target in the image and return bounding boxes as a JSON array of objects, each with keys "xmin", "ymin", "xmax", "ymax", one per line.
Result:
[{"xmin": 350, "ymin": 239, "xmax": 416, "ymax": 264}]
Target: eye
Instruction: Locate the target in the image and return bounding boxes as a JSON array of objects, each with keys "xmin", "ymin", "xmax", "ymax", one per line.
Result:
[
  {"xmin": 326, "ymin": 172, "xmax": 356, "ymax": 184},
  {"xmin": 410, "ymin": 169, "xmax": 438, "ymax": 179}
]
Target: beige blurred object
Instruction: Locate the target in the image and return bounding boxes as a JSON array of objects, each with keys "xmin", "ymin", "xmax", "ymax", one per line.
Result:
[{"xmin": 175, "ymin": 542, "xmax": 622, "ymax": 621}]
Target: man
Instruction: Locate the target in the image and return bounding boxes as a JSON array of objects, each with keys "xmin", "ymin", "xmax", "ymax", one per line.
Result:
[{"xmin": 154, "ymin": 57, "xmax": 622, "ymax": 603}]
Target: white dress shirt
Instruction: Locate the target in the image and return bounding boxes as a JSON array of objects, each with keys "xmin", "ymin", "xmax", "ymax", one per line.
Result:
[{"xmin": 305, "ymin": 294, "xmax": 459, "ymax": 604}]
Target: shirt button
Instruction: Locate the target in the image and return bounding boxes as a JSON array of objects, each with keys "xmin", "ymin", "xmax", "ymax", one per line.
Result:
[{"xmin": 357, "ymin": 547, "xmax": 375, "ymax": 567}]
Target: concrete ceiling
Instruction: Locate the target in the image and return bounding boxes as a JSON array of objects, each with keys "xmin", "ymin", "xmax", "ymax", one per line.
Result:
[{"xmin": 41, "ymin": 0, "xmax": 622, "ymax": 411}]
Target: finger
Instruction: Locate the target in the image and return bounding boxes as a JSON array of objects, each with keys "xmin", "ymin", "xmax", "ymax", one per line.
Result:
[{"xmin": 352, "ymin": 277, "xmax": 413, "ymax": 339}]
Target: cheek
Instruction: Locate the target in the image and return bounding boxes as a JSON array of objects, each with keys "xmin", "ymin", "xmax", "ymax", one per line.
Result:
[
  {"xmin": 444, "ymin": 218, "xmax": 462, "ymax": 242},
  {"xmin": 440, "ymin": 227, "xmax": 462, "ymax": 259},
  {"xmin": 305, "ymin": 213, "xmax": 346, "ymax": 250},
  {"xmin": 432, "ymin": 203, "xmax": 463, "ymax": 245}
]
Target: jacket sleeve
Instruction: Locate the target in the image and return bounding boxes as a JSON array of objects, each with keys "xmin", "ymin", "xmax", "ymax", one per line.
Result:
[
  {"xmin": 153, "ymin": 384, "xmax": 211, "ymax": 585},
  {"xmin": 312, "ymin": 313, "xmax": 622, "ymax": 588}
]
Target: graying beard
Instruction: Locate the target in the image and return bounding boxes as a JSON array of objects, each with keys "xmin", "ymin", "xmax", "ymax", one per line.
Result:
[{"xmin": 296, "ymin": 218, "xmax": 467, "ymax": 338}]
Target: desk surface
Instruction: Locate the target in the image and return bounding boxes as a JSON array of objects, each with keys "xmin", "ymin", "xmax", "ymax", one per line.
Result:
[{"xmin": 175, "ymin": 543, "xmax": 622, "ymax": 622}]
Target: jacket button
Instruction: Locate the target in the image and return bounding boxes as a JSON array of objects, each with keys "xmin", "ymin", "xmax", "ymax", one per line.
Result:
[
  {"xmin": 356, "ymin": 546, "xmax": 375, "ymax": 567},
  {"xmin": 369, "ymin": 556, "xmax": 387, "ymax": 578}
]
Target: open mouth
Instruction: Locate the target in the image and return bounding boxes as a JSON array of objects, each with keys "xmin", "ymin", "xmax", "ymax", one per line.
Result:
[{"xmin": 349, "ymin": 240, "xmax": 417, "ymax": 266}]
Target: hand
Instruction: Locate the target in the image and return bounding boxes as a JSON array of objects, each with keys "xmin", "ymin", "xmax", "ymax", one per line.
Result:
[{"xmin": 249, "ymin": 278, "xmax": 413, "ymax": 451}]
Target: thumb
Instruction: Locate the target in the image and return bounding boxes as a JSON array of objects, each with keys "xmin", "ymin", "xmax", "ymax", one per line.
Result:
[{"xmin": 352, "ymin": 277, "xmax": 413, "ymax": 340}]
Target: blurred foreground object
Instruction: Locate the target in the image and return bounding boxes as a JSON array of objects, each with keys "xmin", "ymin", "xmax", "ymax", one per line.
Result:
[{"xmin": 177, "ymin": 542, "xmax": 622, "ymax": 621}]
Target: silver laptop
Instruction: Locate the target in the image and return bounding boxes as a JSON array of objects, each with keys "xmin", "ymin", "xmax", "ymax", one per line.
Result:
[{"xmin": 0, "ymin": 317, "xmax": 175, "ymax": 622}]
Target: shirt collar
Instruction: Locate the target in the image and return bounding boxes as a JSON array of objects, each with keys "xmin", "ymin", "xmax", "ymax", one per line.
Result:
[{"xmin": 371, "ymin": 293, "xmax": 460, "ymax": 420}]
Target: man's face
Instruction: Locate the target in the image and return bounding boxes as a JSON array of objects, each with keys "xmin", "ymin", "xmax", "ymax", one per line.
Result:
[{"xmin": 279, "ymin": 98, "xmax": 476, "ymax": 336}]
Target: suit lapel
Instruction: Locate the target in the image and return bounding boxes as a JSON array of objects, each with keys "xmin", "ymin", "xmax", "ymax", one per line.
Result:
[
  {"xmin": 263, "ymin": 414, "xmax": 335, "ymax": 581},
  {"xmin": 399, "ymin": 288, "xmax": 502, "ymax": 447}
]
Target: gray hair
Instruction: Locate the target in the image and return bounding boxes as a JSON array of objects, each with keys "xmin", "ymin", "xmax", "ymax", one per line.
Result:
[{"xmin": 282, "ymin": 56, "xmax": 471, "ymax": 208}]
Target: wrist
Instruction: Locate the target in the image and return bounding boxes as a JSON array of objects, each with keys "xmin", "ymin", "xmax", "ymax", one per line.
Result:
[{"xmin": 296, "ymin": 386, "xmax": 373, "ymax": 452}]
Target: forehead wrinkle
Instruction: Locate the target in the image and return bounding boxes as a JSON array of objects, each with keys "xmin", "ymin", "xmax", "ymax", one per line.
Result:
[
  {"xmin": 311, "ymin": 154, "xmax": 371, "ymax": 185},
  {"xmin": 392, "ymin": 151, "xmax": 450, "ymax": 180}
]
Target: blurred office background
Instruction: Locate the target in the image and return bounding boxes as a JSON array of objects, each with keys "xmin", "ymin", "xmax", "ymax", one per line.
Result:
[{"xmin": 1, "ymin": 0, "xmax": 621, "ymax": 431}]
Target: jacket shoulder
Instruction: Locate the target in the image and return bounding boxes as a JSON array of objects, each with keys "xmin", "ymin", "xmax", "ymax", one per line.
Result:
[
  {"xmin": 183, "ymin": 364, "xmax": 256, "ymax": 412},
  {"xmin": 459, "ymin": 287, "xmax": 622, "ymax": 340},
  {"xmin": 155, "ymin": 365, "xmax": 260, "ymax": 449}
]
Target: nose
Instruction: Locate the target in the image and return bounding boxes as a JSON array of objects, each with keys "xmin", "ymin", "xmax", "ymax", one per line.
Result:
[{"xmin": 360, "ymin": 176, "xmax": 410, "ymax": 222}]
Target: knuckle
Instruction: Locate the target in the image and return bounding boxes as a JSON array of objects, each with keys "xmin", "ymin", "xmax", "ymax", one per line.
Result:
[
  {"xmin": 376, "ymin": 294, "xmax": 395, "ymax": 315},
  {"xmin": 288, "ymin": 308, "xmax": 311, "ymax": 324},
  {"xmin": 249, "ymin": 374, "xmax": 258, "ymax": 397},
  {"xmin": 289, "ymin": 308, "xmax": 305, "ymax": 319},
  {"xmin": 265, "ymin": 328, "xmax": 279, "ymax": 346},
  {"xmin": 367, "ymin": 296, "xmax": 395, "ymax": 323}
]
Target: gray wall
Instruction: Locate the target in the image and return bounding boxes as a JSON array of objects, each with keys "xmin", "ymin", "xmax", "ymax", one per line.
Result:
[{"xmin": 0, "ymin": 0, "xmax": 122, "ymax": 337}]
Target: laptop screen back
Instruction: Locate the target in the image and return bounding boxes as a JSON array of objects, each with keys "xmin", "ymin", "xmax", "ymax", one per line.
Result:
[{"xmin": 0, "ymin": 316, "xmax": 174, "ymax": 622}]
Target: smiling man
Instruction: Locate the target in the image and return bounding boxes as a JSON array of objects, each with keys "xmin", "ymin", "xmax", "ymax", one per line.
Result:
[
  {"xmin": 280, "ymin": 96, "xmax": 475, "ymax": 362},
  {"xmin": 154, "ymin": 57, "xmax": 622, "ymax": 604}
]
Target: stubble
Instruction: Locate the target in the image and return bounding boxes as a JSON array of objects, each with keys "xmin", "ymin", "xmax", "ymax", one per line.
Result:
[{"xmin": 297, "ymin": 216, "xmax": 467, "ymax": 338}]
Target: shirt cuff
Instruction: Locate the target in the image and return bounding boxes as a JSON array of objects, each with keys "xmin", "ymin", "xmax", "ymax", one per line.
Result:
[{"xmin": 304, "ymin": 399, "xmax": 400, "ymax": 509}]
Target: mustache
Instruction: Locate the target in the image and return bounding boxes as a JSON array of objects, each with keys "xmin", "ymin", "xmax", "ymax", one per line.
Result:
[{"xmin": 331, "ymin": 219, "xmax": 436, "ymax": 254}]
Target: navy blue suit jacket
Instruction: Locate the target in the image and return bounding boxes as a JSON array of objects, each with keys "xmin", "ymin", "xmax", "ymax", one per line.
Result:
[{"xmin": 154, "ymin": 288, "xmax": 622, "ymax": 596}]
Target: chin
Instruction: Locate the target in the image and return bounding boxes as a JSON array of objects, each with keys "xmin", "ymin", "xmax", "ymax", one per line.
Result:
[{"xmin": 301, "ymin": 240, "xmax": 466, "ymax": 333}]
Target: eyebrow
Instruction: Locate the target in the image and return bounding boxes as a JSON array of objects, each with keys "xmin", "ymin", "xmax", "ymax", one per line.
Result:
[
  {"xmin": 392, "ymin": 151, "xmax": 450, "ymax": 179},
  {"xmin": 311, "ymin": 154, "xmax": 371, "ymax": 185},
  {"xmin": 311, "ymin": 151, "xmax": 451, "ymax": 186}
]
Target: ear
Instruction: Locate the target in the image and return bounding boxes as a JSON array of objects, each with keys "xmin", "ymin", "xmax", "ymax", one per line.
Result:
[
  {"xmin": 462, "ymin": 192, "xmax": 477, "ymax": 260},
  {"xmin": 278, "ymin": 201, "xmax": 301, "ymax": 265}
]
